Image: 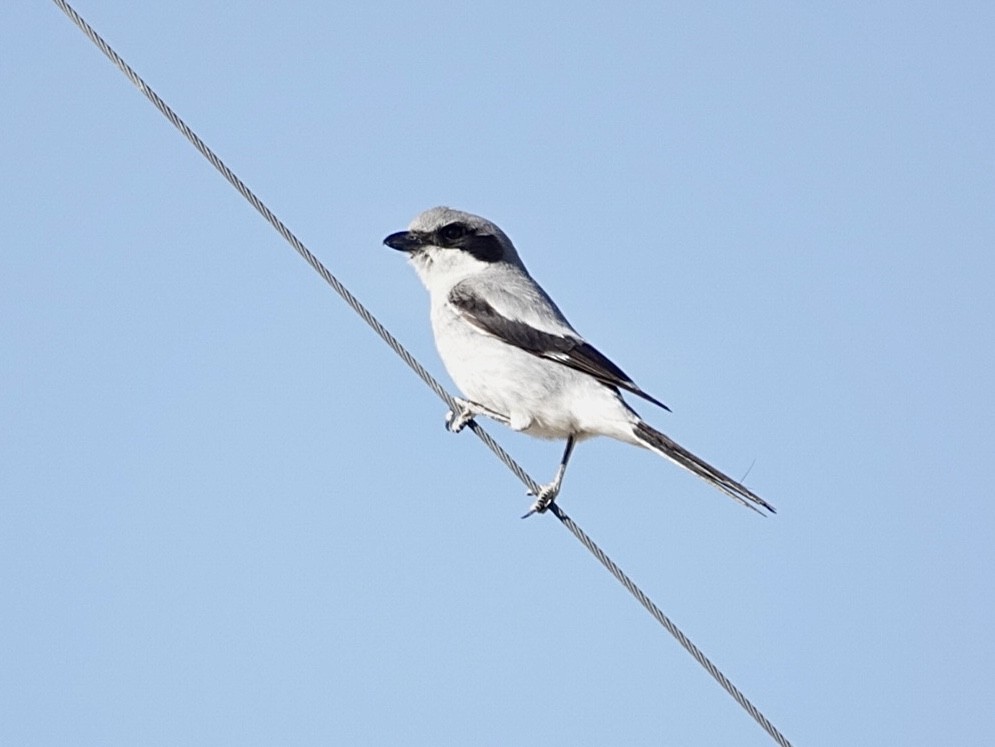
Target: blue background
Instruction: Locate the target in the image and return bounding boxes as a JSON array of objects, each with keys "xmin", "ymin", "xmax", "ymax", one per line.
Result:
[{"xmin": 3, "ymin": 3, "xmax": 994, "ymax": 744}]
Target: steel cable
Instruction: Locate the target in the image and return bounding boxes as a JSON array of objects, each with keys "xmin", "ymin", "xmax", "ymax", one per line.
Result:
[{"xmin": 50, "ymin": 3, "xmax": 792, "ymax": 744}]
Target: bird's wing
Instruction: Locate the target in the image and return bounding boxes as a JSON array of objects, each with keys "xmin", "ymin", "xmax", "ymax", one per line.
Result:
[{"xmin": 448, "ymin": 283, "xmax": 669, "ymax": 411}]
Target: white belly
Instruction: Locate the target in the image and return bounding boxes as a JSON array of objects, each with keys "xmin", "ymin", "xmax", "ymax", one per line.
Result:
[{"xmin": 431, "ymin": 303, "xmax": 636, "ymax": 441}]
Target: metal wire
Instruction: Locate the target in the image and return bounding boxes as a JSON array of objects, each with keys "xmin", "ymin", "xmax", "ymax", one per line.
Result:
[
  {"xmin": 550, "ymin": 503, "xmax": 791, "ymax": 745},
  {"xmin": 50, "ymin": 3, "xmax": 792, "ymax": 744}
]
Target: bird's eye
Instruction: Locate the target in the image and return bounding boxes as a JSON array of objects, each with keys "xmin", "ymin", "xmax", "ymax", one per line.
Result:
[{"xmin": 440, "ymin": 223, "xmax": 468, "ymax": 242}]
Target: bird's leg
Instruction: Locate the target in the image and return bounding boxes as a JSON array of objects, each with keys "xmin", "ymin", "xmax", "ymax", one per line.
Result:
[
  {"xmin": 523, "ymin": 436, "xmax": 577, "ymax": 518},
  {"xmin": 445, "ymin": 398, "xmax": 510, "ymax": 433}
]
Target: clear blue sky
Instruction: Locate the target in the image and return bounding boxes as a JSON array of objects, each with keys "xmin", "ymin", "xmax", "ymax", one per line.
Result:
[{"xmin": 3, "ymin": 3, "xmax": 994, "ymax": 745}]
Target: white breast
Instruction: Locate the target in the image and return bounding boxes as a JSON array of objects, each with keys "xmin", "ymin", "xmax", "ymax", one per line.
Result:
[{"xmin": 429, "ymin": 298, "xmax": 636, "ymax": 441}]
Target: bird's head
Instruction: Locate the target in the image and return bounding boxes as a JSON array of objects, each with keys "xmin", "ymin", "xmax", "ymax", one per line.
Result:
[{"xmin": 384, "ymin": 206, "xmax": 521, "ymax": 290}]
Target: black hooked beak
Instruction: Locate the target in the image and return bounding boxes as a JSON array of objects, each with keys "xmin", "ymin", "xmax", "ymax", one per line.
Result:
[{"xmin": 383, "ymin": 230, "xmax": 424, "ymax": 253}]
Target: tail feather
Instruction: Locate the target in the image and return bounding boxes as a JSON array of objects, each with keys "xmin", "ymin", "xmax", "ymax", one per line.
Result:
[{"xmin": 633, "ymin": 421, "xmax": 776, "ymax": 515}]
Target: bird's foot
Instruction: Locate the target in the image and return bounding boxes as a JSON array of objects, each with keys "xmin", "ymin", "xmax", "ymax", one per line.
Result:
[
  {"xmin": 444, "ymin": 399, "xmax": 476, "ymax": 433},
  {"xmin": 445, "ymin": 399, "xmax": 511, "ymax": 433},
  {"xmin": 521, "ymin": 482, "xmax": 560, "ymax": 519}
]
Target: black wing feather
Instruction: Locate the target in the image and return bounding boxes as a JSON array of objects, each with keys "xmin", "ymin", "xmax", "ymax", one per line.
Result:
[{"xmin": 448, "ymin": 285, "xmax": 670, "ymax": 411}]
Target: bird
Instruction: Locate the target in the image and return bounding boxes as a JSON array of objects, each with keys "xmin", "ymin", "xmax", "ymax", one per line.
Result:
[{"xmin": 384, "ymin": 206, "xmax": 774, "ymax": 517}]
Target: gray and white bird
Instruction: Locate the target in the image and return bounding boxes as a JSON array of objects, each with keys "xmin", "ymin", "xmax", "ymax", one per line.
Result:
[{"xmin": 384, "ymin": 206, "xmax": 774, "ymax": 516}]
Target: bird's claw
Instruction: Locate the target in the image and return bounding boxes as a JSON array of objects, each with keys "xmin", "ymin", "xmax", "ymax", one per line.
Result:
[
  {"xmin": 521, "ymin": 483, "xmax": 559, "ymax": 519},
  {"xmin": 445, "ymin": 399, "xmax": 476, "ymax": 433}
]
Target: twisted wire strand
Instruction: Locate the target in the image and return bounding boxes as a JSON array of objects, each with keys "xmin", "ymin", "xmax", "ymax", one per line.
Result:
[
  {"xmin": 50, "ymin": 3, "xmax": 791, "ymax": 745},
  {"xmin": 549, "ymin": 504, "xmax": 791, "ymax": 746}
]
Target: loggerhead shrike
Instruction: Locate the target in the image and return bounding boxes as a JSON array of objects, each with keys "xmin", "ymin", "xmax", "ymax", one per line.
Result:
[{"xmin": 384, "ymin": 206, "xmax": 774, "ymax": 517}]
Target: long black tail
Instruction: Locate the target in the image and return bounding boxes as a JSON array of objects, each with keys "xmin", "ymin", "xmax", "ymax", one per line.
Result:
[{"xmin": 633, "ymin": 421, "xmax": 776, "ymax": 515}]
